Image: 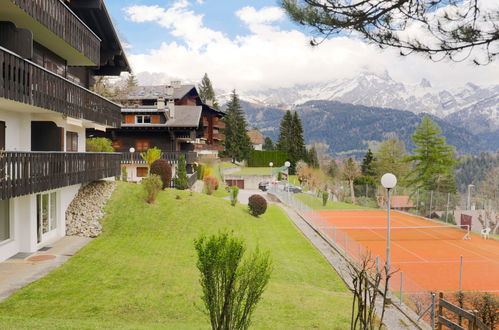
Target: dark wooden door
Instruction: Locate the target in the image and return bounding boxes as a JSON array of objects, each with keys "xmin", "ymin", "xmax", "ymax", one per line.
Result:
[
  {"xmin": 226, "ymin": 179, "xmax": 244, "ymax": 189},
  {"xmin": 66, "ymin": 131, "xmax": 78, "ymax": 152},
  {"xmin": 0, "ymin": 121, "xmax": 5, "ymax": 150}
]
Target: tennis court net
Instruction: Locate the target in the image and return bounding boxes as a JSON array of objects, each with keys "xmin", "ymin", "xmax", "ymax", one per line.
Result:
[{"xmin": 319, "ymin": 225, "xmax": 471, "ymax": 241}]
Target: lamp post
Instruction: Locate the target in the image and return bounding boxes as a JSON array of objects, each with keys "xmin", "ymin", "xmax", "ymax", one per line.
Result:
[
  {"xmin": 381, "ymin": 173, "xmax": 397, "ymax": 277},
  {"xmin": 467, "ymin": 184, "xmax": 475, "ymax": 210},
  {"xmin": 284, "ymin": 161, "xmax": 291, "ymax": 198},
  {"xmin": 129, "ymin": 147, "xmax": 135, "ymax": 163},
  {"xmin": 269, "ymin": 162, "xmax": 274, "ymax": 191}
]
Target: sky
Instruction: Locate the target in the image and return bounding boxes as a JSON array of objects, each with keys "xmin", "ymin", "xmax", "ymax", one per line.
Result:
[{"xmin": 105, "ymin": 0, "xmax": 499, "ymax": 91}]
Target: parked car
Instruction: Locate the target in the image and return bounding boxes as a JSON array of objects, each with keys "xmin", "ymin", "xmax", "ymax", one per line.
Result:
[
  {"xmin": 283, "ymin": 184, "xmax": 302, "ymax": 193},
  {"xmin": 258, "ymin": 181, "xmax": 269, "ymax": 191}
]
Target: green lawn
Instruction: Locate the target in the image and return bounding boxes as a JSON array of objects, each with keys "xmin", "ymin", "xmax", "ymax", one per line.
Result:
[
  {"xmin": 0, "ymin": 183, "xmax": 352, "ymax": 329},
  {"xmin": 205, "ymin": 163, "xmax": 230, "ymax": 198},
  {"xmin": 231, "ymin": 167, "xmax": 274, "ymax": 176},
  {"xmin": 295, "ymin": 193, "xmax": 376, "ymax": 210},
  {"xmin": 218, "ymin": 161, "xmax": 238, "ymax": 170}
]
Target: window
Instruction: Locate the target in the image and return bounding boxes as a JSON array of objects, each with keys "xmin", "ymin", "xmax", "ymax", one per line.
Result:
[
  {"xmin": 135, "ymin": 140, "xmax": 150, "ymax": 151},
  {"xmin": 136, "ymin": 115, "xmax": 151, "ymax": 124},
  {"xmin": 36, "ymin": 192, "xmax": 57, "ymax": 242},
  {"xmin": 137, "ymin": 167, "xmax": 148, "ymax": 178},
  {"xmin": 0, "ymin": 199, "xmax": 9, "ymax": 242},
  {"xmin": 66, "ymin": 131, "xmax": 78, "ymax": 152}
]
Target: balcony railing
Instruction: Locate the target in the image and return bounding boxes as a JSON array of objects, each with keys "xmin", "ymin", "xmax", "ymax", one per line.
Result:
[
  {"xmin": 213, "ymin": 121, "xmax": 225, "ymax": 129},
  {"xmin": 193, "ymin": 143, "xmax": 225, "ymax": 152},
  {"xmin": 0, "ymin": 46, "xmax": 121, "ymax": 127},
  {"xmin": 0, "ymin": 151, "xmax": 121, "ymax": 200},
  {"xmin": 213, "ymin": 133, "xmax": 225, "ymax": 141},
  {"xmin": 10, "ymin": 0, "xmax": 100, "ymax": 64},
  {"xmin": 121, "ymin": 151, "xmax": 198, "ymax": 165}
]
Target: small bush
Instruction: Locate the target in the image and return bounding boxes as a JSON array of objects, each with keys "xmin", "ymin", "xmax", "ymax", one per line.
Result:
[
  {"xmin": 204, "ymin": 176, "xmax": 219, "ymax": 195},
  {"xmin": 86, "ymin": 137, "xmax": 114, "ymax": 152},
  {"xmin": 121, "ymin": 166, "xmax": 128, "ymax": 182},
  {"xmin": 248, "ymin": 194, "xmax": 267, "ymax": 217},
  {"xmin": 277, "ymin": 172, "xmax": 282, "ymax": 181},
  {"xmin": 176, "ymin": 194, "xmax": 181, "ymax": 200},
  {"xmin": 142, "ymin": 174, "xmax": 162, "ymax": 204},
  {"xmin": 322, "ymin": 191, "xmax": 329, "ymax": 206},
  {"xmin": 230, "ymin": 186, "xmax": 239, "ymax": 206},
  {"xmin": 150, "ymin": 159, "xmax": 172, "ymax": 189},
  {"xmin": 173, "ymin": 155, "xmax": 189, "ymax": 190},
  {"xmin": 204, "ymin": 167, "xmax": 213, "ymax": 177},
  {"xmin": 197, "ymin": 164, "xmax": 206, "ymax": 180}
]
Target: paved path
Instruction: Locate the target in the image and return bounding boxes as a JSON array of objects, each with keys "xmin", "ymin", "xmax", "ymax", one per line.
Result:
[
  {"xmin": 0, "ymin": 236, "xmax": 92, "ymax": 302},
  {"xmin": 276, "ymin": 202, "xmax": 430, "ymax": 330}
]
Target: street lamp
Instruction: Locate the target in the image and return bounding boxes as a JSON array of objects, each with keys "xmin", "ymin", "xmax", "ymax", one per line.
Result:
[
  {"xmin": 381, "ymin": 173, "xmax": 397, "ymax": 276},
  {"xmin": 129, "ymin": 147, "xmax": 135, "ymax": 163},
  {"xmin": 467, "ymin": 184, "xmax": 475, "ymax": 210}
]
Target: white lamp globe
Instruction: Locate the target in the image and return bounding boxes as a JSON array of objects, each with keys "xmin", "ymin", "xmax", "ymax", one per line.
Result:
[
  {"xmin": 284, "ymin": 161, "xmax": 291, "ymax": 168},
  {"xmin": 129, "ymin": 147, "xmax": 135, "ymax": 153},
  {"xmin": 269, "ymin": 162, "xmax": 273, "ymax": 167},
  {"xmin": 381, "ymin": 173, "xmax": 397, "ymax": 189}
]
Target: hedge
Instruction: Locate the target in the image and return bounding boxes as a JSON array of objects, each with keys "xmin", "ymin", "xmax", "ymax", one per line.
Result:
[{"xmin": 248, "ymin": 150, "xmax": 288, "ymax": 167}]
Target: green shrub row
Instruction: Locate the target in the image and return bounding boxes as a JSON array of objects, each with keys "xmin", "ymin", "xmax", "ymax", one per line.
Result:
[{"xmin": 248, "ymin": 150, "xmax": 288, "ymax": 167}]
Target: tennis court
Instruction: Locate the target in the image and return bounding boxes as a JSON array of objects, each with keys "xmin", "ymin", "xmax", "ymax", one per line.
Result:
[{"xmin": 311, "ymin": 210, "xmax": 499, "ymax": 293}]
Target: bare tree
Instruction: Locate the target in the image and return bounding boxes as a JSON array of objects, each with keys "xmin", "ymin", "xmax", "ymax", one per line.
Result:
[{"xmin": 281, "ymin": 0, "xmax": 499, "ymax": 64}]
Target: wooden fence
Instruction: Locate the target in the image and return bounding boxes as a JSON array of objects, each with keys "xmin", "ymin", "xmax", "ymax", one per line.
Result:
[{"xmin": 437, "ymin": 292, "xmax": 489, "ymax": 330}]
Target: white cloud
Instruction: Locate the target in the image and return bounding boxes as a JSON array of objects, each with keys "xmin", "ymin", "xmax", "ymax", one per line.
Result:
[{"xmin": 123, "ymin": 1, "xmax": 499, "ymax": 91}]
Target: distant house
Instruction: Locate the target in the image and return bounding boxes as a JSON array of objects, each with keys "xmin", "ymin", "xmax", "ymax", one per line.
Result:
[
  {"xmin": 89, "ymin": 84, "xmax": 225, "ymax": 182},
  {"xmin": 247, "ymin": 130, "xmax": 264, "ymax": 150}
]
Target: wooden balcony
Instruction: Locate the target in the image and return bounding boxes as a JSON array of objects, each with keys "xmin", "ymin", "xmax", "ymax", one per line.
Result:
[
  {"xmin": 213, "ymin": 121, "xmax": 225, "ymax": 129},
  {"xmin": 3, "ymin": 0, "xmax": 100, "ymax": 65},
  {"xmin": 193, "ymin": 143, "xmax": 225, "ymax": 152},
  {"xmin": 0, "ymin": 151, "xmax": 121, "ymax": 200},
  {"xmin": 0, "ymin": 46, "xmax": 121, "ymax": 127},
  {"xmin": 121, "ymin": 151, "xmax": 198, "ymax": 165},
  {"xmin": 213, "ymin": 133, "xmax": 225, "ymax": 141}
]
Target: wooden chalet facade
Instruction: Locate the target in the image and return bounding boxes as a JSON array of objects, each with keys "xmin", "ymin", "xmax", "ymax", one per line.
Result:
[
  {"xmin": 0, "ymin": 0, "xmax": 129, "ymax": 261},
  {"xmin": 91, "ymin": 84, "xmax": 225, "ymax": 181}
]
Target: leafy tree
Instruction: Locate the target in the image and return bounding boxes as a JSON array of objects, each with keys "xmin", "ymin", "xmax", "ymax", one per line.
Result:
[
  {"xmin": 327, "ymin": 159, "xmax": 339, "ymax": 179},
  {"xmin": 406, "ymin": 117, "xmax": 458, "ymax": 193},
  {"xmin": 198, "ymin": 73, "xmax": 220, "ymax": 109},
  {"xmin": 140, "ymin": 147, "xmax": 163, "ymax": 169},
  {"xmin": 281, "ymin": 0, "xmax": 499, "ymax": 64},
  {"xmin": 222, "ymin": 90, "xmax": 253, "ymax": 162},
  {"xmin": 262, "ymin": 137, "xmax": 275, "ymax": 151},
  {"xmin": 194, "ymin": 232, "xmax": 272, "ymax": 330},
  {"xmin": 374, "ymin": 138, "xmax": 411, "ymax": 184},
  {"xmin": 173, "ymin": 155, "xmax": 188, "ymax": 190},
  {"xmin": 86, "ymin": 138, "xmax": 114, "ymax": 152},
  {"xmin": 91, "ymin": 77, "xmax": 117, "ymax": 100},
  {"xmin": 343, "ymin": 157, "xmax": 360, "ymax": 204}
]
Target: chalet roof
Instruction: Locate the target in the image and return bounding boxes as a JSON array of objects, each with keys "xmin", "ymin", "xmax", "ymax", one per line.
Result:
[
  {"xmin": 391, "ymin": 196, "xmax": 415, "ymax": 209},
  {"xmin": 126, "ymin": 85, "xmax": 196, "ymax": 100},
  {"xmin": 247, "ymin": 130, "xmax": 264, "ymax": 145},
  {"xmin": 167, "ymin": 105, "xmax": 202, "ymax": 127}
]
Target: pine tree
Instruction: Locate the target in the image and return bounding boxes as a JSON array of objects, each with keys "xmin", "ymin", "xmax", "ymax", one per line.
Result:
[
  {"xmin": 307, "ymin": 146, "xmax": 320, "ymax": 168},
  {"xmin": 361, "ymin": 149, "xmax": 376, "ymax": 177},
  {"xmin": 126, "ymin": 73, "xmax": 138, "ymax": 88},
  {"xmin": 406, "ymin": 116, "xmax": 458, "ymax": 193},
  {"xmin": 277, "ymin": 111, "xmax": 306, "ymax": 174},
  {"xmin": 291, "ymin": 111, "xmax": 307, "ymax": 165},
  {"xmin": 198, "ymin": 73, "xmax": 219, "ymax": 109},
  {"xmin": 222, "ymin": 90, "xmax": 253, "ymax": 162},
  {"xmin": 327, "ymin": 159, "xmax": 339, "ymax": 178},
  {"xmin": 174, "ymin": 155, "xmax": 189, "ymax": 190},
  {"xmin": 263, "ymin": 137, "xmax": 275, "ymax": 151},
  {"xmin": 277, "ymin": 110, "xmax": 293, "ymax": 152}
]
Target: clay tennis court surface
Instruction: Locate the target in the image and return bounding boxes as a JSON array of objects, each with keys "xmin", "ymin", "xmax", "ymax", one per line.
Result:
[{"xmin": 310, "ymin": 210, "xmax": 499, "ymax": 293}]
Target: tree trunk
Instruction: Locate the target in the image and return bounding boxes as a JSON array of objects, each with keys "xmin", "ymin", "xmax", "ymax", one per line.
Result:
[{"xmin": 349, "ymin": 179, "xmax": 356, "ymax": 204}]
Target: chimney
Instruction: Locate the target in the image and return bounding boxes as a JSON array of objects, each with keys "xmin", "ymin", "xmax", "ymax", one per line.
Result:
[
  {"xmin": 171, "ymin": 80, "xmax": 181, "ymax": 88},
  {"xmin": 166, "ymin": 85, "xmax": 174, "ymax": 96},
  {"xmin": 157, "ymin": 97, "xmax": 165, "ymax": 111},
  {"xmin": 167, "ymin": 100, "xmax": 175, "ymax": 118}
]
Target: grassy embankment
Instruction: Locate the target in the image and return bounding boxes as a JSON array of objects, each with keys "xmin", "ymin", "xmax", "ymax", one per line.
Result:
[
  {"xmin": 295, "ymin": 193, "xmax": 376, "ymax": 210},
  {"xmin": 0, "ymin": 183, "xmax": 352, "ymax": 329}
]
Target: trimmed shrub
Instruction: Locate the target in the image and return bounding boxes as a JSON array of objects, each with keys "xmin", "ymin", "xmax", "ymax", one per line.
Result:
[
  {"xmin": 121, "ymin": 166, "xmax": 128, "ymax": 182},
  {"xmin": 142, "ymin": 174, "xmax": 162, "ymax": 204},
  {"xmin": 248, "ymin": 194, "xmax": 267, "ymax": 217},
  {"xmin": 150, "ymin": 159, "xmax": 172, "ymax": 189},
  {"xmin": 204, "ymin": 176, "xmax": 219, "ymax": 195},
  {"xmin": 204, "ymin": 167, "xmax": 213, "ymax": 177},
  {"xmin": 230, "ymin": 186, "xmax": 239, "ymax": 206},
  {"xmin": 248, "ymin": 150, "xmax": 288, "ymax": 167},
  {"xmin": 322, "ymin": 191, "xmax": 329, "ymax": 206},
  {"xmin": 174, "ymin": 155, "xmax": 189, "ymax": 190}
]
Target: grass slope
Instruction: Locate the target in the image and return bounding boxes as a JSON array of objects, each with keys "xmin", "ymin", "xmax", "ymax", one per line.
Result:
[
  {"xmin": 295, "ymin": 193, "xmax": 375, "ymax": 210},
  {"xmin": 0, "ymin": 183, "xmax": 351, "ymax": 329},
  {"xmin": 231, "ymin": 167, "xmax": 273, "ymax": 175}
]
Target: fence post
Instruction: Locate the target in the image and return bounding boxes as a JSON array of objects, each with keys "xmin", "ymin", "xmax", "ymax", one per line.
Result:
[
  {"xmin": 459, "ymin": 256, "xmax": 463, "ymax": 290},
  {"xmin": 446, "ymin": 193, "xmax": 450, "ymax": 223},
  {"xmin": 416, "ymin": 189, "xmax": 419, "ymax": 213},
  {"xmin": 429, "ymin": 190, "xmax": 434, "ymax": 216},
  {"xmin": 435, "ymin": 292, "xmax": 441, "ymax": 330},
  {"xmin": 399, "ymin": 272, "xmax": 403, "ymax": 305}
]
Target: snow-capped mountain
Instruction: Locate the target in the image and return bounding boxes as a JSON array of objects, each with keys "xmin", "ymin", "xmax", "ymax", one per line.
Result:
[{"xmin": 228, "ymin": 71, "xmax": 498, "ymax": 133}]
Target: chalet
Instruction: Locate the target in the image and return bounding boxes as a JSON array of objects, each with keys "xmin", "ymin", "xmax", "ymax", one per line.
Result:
[
  {"xmin": 0, "ymin": 0, "xmax": 129, "ymax": 262},
  {"xmin": 93, "ymin": 84, "xmax": 225, "ymax": 182},
  {"xmin": 247, "ymin": 130, "xmax": 264, "ymax": 150}
]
